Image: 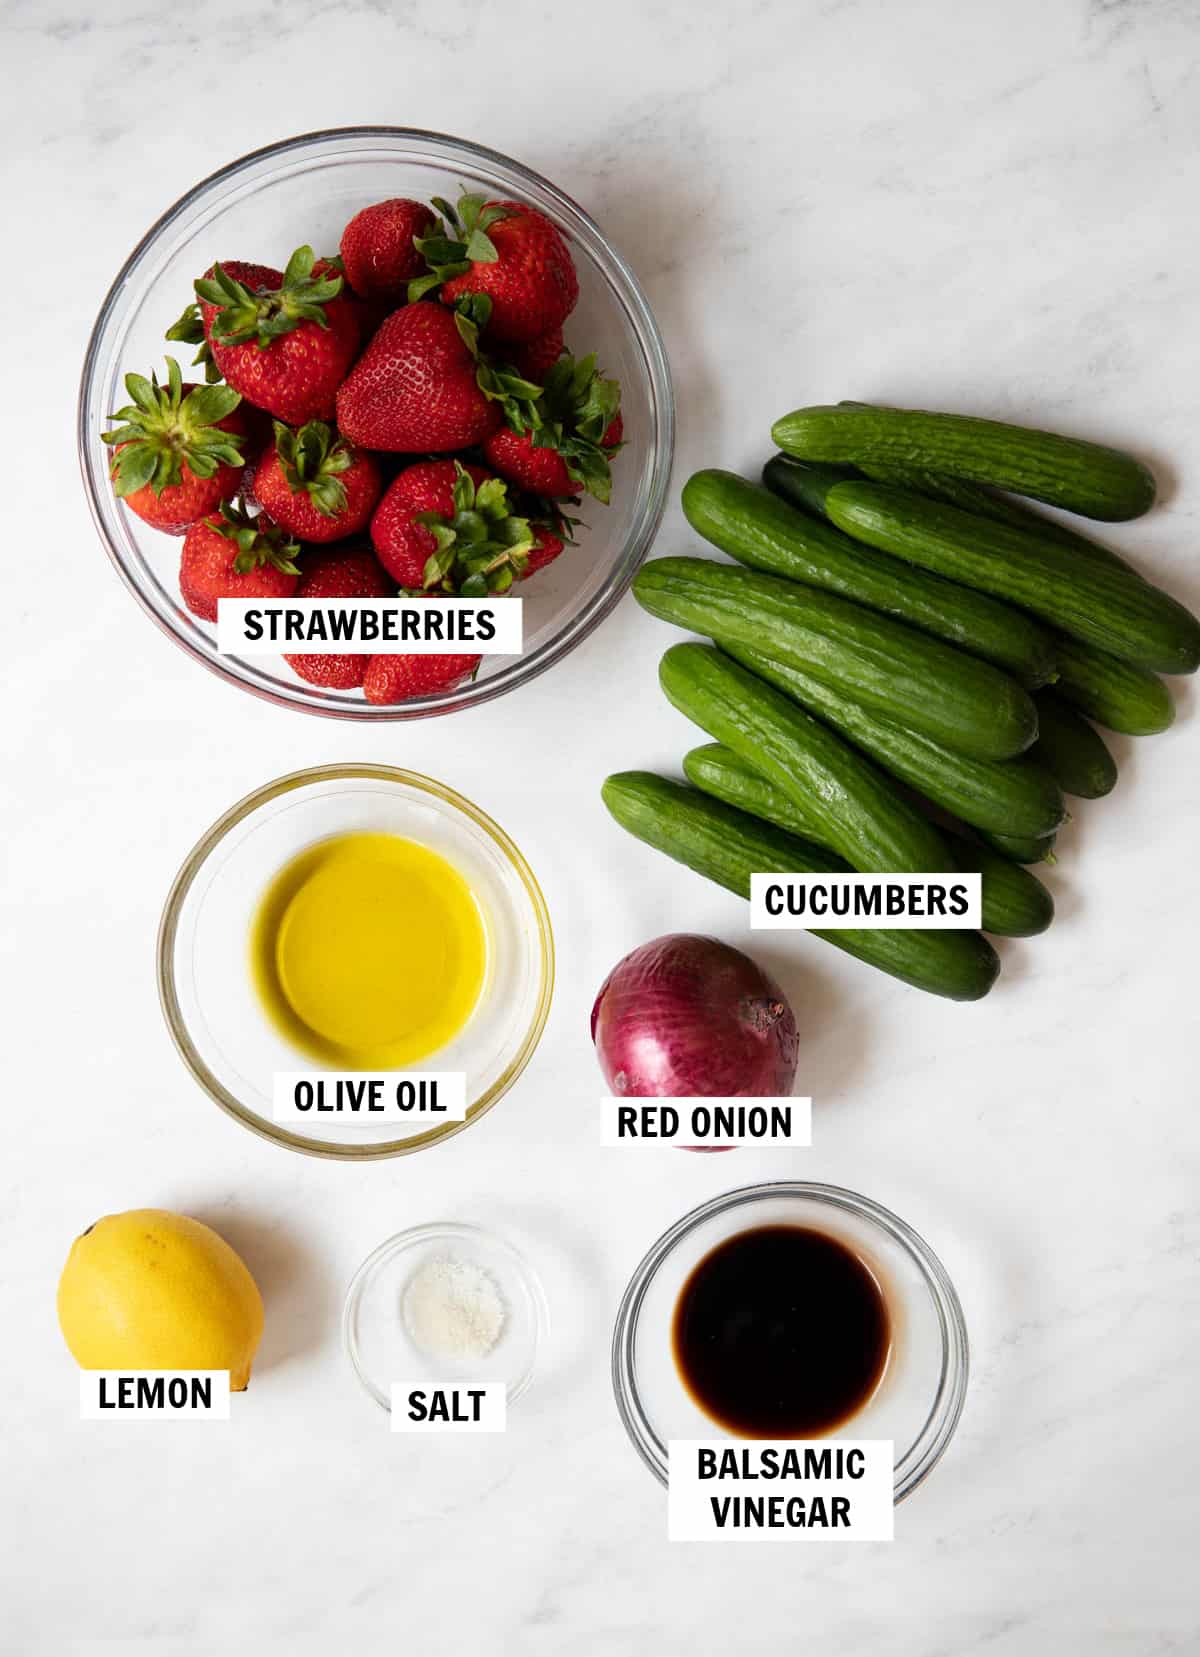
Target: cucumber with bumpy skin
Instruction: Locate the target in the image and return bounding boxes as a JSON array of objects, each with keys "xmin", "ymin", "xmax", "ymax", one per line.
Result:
[
  {"xmin": 634, "ymin": 556, "xmax": 1039, "ymax": 759},
  {"xmin": 761, "ymin": 454, "xmax": 859, "ymax": 519},
  {"xmin": 770, "ymin": 446, "xmax": 1174, "ymax": 731},
  {"xmin": 1052, "ymin": 635, "xmax": 1175, "ymax": 735},
  {"xmin": 602, "ymin": 771, "xmax": 1000, "ymax": 1001},
  {"xmin": 659, "ymin": 642, "xmax": 952, "ymax": 873},
  {"xmin": 853, "ymin": 457, "xmax": 1143, "ymax": 577},
  {"xmin": 947, "ymin": 835, "xmax": 1055, "ymax": 936},
  {"xmin": 682, "ymin": 743, "xmax": 1054, "ymax": 938},
  {"xmin": 1031, "ymin": 693, "xmax": 1118, "ymax": 798},
  {"xmin": 979, "ymin": 829, "xmax": 1058, "ymax": 865},
  {"xmin": 823, "ymin": 480, "xmax": 1200, "ymax": 675},
  {"xmin": 827, "ymin": 402, "xmax": 1148, "ymax": 576},
  {"xmin": 771, "ymin": 403, "xmax": 1157, "ymax": 521},
  {"xmin": 686, "ymin": 466, "xmax": 1057, "ymax": 687},
  {"xmin": 767, "ymin": 443, "xmax": 1141, "ymax": 580},
  {"xmin": 721, "ymin": 642, "xmax": 1065, "ymax": 839}
]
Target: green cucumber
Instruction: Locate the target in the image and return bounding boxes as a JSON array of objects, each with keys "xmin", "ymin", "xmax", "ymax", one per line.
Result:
[
  {"xmin": 760, "ymin": 454, "xmax": 858, "ymax": 519},
  {"xmin": 659, "ymin": 642, "xmax": 952, "ymax": 873},
  {"xmin": 853, "ymin": 457, "xmax": 1143, "ymax": 577},
  {"xmin": 634, "ymin": 556, "xmax": 1038, "ymax": 760},
  {"xmin": 767, "ymin": 441, "xmax": 1140, "ymax": 580},
  {"xmin": 1030, "ymin": 693, "xmax": 1118, "ymax": 798},
  {"xmin": 721, "ymin": 643, "xmax": 1065, "ymax": 838},
  {"xmin": 683, "ymin": 743, "xmax": 1053, "ymax": 938},
  {"xmin": 829, "ymin": 447, "xmax": 1175, "ymax": 728},
  {"xmin": 602, "ymin": 771, "xmax": 1000, "ymax": 1001},
  {"xmin": 771, "ymin": 403, "xmax": 1156, "ymax": 521},
  {"xmin": 681, "ymin": 738, "xmax": 859, "ymax": 847},
  {"xmin": 831, "ymin": 402, "xmax": 1146, "ymax": 576},
  {"xmin": 823, "ymin": 480, "xmax": 1200, "ymax": 675},
  {"xmin": 979, "ymin": 829, "xmax": 1058, "ymax": 865},
  {"xmin": 945, "ymin": 836, "xmax": 1055, "ymax": 937},
  {"xmin": 1052, "ymin": 635, "xmax": 1175, "ymax": 735},
  {"xmin": 687, "ymin": 467, "xmax": 1056, "ymax": 687}
]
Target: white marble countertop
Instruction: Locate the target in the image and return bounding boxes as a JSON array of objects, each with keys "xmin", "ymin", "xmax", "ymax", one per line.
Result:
[{"xmin": 5, "ymin": 0, "xmax": 1200, "ymax": 1651}]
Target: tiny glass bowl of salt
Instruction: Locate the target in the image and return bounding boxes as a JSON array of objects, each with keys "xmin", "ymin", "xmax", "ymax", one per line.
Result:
[{"xmin": 342, "ymin": 1221, "xmax": 547, "ymax": 1412}]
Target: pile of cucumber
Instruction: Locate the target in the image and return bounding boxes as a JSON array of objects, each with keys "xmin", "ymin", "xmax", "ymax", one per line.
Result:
[{"xmin": 604, "ymin": 402, "xmax": 1199, "ymax": 1002}]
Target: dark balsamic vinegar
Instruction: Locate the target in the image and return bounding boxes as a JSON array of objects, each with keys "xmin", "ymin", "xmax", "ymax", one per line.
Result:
[{"xmin": 671, "ymin": 1225, "xmax": 891, "ymax": 1437}]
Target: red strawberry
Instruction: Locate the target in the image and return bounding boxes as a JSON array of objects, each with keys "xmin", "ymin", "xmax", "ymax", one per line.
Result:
[
  {"xmin": 335, "ymin": 302, "xmax": 536, "ymax": 453},
  {"xmin": 413, "ymin": 196, "xmax": 578, "ymax": 344},
  {"xmin": 506, "ymin": 325, "xmax": 564, "ymax": 384},
  {"xmin": 523, "ymin": 525, "xmax": 565, "ymax": 578},
  {"xmin": 103, "ymin": 357, "xmax": 246, "ymax": 534},
  {"xmin": 191, "ymin": 249, "xmax": 359, "ymax": 425},
  {"xmin": 363, "ymin": 648, "xmax": 481, "ymax": 705},
  {"xmin": 482, "ymin": 353, "xmax": 623, "ymax": 503},
  {"xmin": 253, "ymin": 420, "xmax": 382, "ymax": 543},
  {"xmin": 371, "ymin": 460, "xmax": 537, "ymax": 593},
  {"xmin": 178, "ymin": 505, "xmax": 301, "ymax": 622},
  {"xmin": 340, "ymin": 198, "xmax": 437, "ymax": 301},
  {"xmin": 284, "ymin": 545, "xmax": 393, "ymax": 690},
  {"xmin": 166, "ymin": 261, "xmax": 279, "ymax": 385}
]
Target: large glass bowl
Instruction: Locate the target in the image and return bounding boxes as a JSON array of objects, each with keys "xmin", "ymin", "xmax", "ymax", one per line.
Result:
[
  {"xmin": 78, "ymin": 127, "xmax": 673, "ymax": 720},
  {"xmin": 612, "ymin": 1182, "xmax": 969, "ymax": 1503},
  {"xmin": 157, "ymin": 764, "xmax": 554, "ymax": 1159}
]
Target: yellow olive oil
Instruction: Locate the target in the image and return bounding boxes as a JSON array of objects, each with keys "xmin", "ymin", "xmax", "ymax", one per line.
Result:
[{"xmin": 251, "ymin": 832, "xmax": 487, "ymax": 1068}]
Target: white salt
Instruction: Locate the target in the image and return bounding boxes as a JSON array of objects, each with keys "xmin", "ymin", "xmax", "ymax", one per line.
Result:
[{"xmin": 402, "ymin": 1256, "xmax": 507, "ymax": 1361}]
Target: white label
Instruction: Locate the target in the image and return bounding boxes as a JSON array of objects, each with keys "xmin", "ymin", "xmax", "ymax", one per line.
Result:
[
  {"xmin": 750, "ymin": 873, "xmax": 981, "ymax": 930},
  {"xmin": 600, "ymin": 1097, "xmax": 811, "ymax": 1148},
  {"xmin": 389, "ymin": 1382, "xmax": 507, "ymax": 1434},
  {"xmin": 217, "ymin": 597, "xmax": 522, "ymax": 656},
  {"xmin": 80, "ymin": 1371, "xmax": 231, "ymax": 1420},
  {"xmin": 271, "ymin": 1071, "xmax": 467, "ymax": 1125},
  {"xmin": 668, "ymin": 1440, "xmax": 893, "ymax": 1541}
]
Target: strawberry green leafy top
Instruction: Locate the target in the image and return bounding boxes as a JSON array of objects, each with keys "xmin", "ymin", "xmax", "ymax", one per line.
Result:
[
  {"xmin": 271, "ymin": 420, "xmax": 356, "ymax": 517},
  {"xmin": 513, "ymin": 352, "xmax": 623, "ymax": 502},
  {"xmin": 102, "ymin": 356, "xmax": 243, "ymax": 497},
  {"xmin": 451, "ymin": 302, "xmax": 544, "ymax": 420},
  {"xmin": 197, "ymin": 246, "xmax": 344, "ymax": 347},
  {"xmin": 210, "ymin": 501, "xmax": 301, "ymax": 576},
  {"xmin": 418, "ymin": 463, "xmax": 535, "ymax": 596},
  {"xmin": 408, "ymin": 195, "xmax": 514, "ymax": 301}
]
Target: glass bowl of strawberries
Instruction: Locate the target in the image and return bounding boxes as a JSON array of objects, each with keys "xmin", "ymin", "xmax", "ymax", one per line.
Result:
[{"xmin": 78, "ymin": 127, "xmax": 674, "ymax": 719}]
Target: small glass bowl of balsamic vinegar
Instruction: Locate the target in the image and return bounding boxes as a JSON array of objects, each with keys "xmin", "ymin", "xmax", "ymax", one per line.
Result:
[{"xmin": 611, "ymin": 1182, "xmax": 968, "ymax": 1503}]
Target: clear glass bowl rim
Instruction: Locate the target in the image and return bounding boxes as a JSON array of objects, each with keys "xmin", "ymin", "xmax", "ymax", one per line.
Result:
[
  {"xmin": 610, "ymin": 1180, "xmax": 969, "ymax": 1502},
  {"xmin": 342, "ymin": 1219, "xmax": 549, "ymax": 1411},
  {"xmin": 76, "ymin": 125, "xmax": 675, "ymax": 721},
  {"xmin": 156, "ymin": 763, "xmax": 555, "ymax": 1160}
]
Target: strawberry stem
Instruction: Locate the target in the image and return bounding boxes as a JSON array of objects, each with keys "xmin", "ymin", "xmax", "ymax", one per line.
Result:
[
  {"xmin": 271, "ymin": 420, "xmax": 353, "ymax": 516},
  {"xmin": 414, "ymin": 462, "xmax": 534, "ymax": 593},
  {"xmin": 407, "ymin": 193, "xmax": 515, "ymax": 302},
  {"xmin": 102, "ymin": 357, "xmax": 244, "ymax": 497},
  {"xmin": 195, "ymin": 247, "xmax": 343, "ymax": 348},
  {"xmin": 211, "ymin": 501, "xmax": 301, "ymax": 576},
  {"xmin": 504, "ymin": 352, "xmax": 624, "ymax": 503}
]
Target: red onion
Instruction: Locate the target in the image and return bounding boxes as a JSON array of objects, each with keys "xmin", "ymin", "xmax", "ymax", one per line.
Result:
[{"xmin": 591, "ymin": 934, "xmax": 798, "ymax": 1099}]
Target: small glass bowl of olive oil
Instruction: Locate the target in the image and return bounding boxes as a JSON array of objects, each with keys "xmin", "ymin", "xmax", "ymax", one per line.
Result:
[{"xmin": 158, "ymin": 765, "xmax": 554, "ymax": 1159}]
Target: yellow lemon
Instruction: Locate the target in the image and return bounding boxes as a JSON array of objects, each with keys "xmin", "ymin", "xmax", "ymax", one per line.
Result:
[{"xmin": 57, "ymin": 1209, "xmax": 265, "ymax": 1391}]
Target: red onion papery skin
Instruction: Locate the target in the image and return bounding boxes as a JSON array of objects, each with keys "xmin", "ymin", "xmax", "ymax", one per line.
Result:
[{"xmin": 590, "ymin": 935, "xmax": 798, "ymax": 1150}]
